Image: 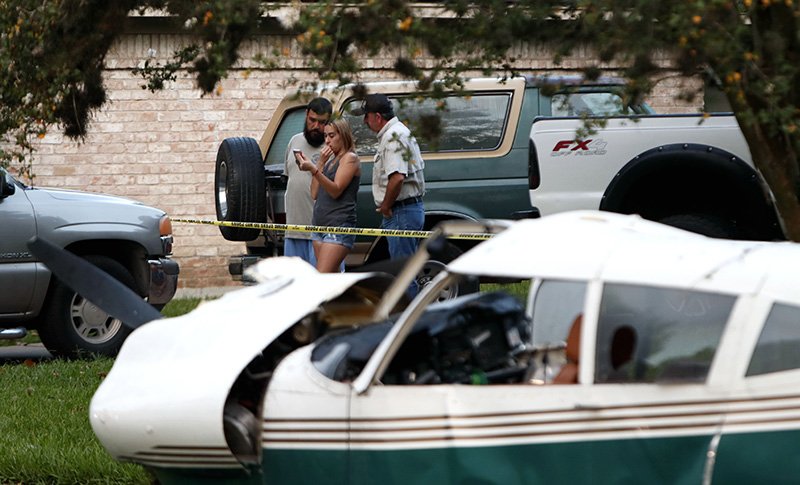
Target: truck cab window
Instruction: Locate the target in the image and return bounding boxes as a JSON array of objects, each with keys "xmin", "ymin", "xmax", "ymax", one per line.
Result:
[{"xmin": 551, "ymin": 92, "xmax": 627, "ymax": 117}]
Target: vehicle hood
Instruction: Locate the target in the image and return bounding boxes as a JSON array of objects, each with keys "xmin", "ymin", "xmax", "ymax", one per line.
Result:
[
  {"xmin": 27, "ymin": 186, "xmax": 143, "ymax": 205},
  {"xmin": 23, "ymin": 186, "xmax": 165, "ymax": 242},
  {"xmin": 90, "ymin": 258, "xmax": 382, "ymax": 462}
]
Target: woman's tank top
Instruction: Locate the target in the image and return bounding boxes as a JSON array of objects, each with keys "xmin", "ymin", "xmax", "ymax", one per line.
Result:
[{"xmin": 312, "ymin": 154, "xmax": 359, "ymax": 228}]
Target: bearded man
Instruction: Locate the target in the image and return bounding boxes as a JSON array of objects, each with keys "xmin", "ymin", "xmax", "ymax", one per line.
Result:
[{"xmin": 283, "ymin": 97, "xmax": 333, "ymax": 266}]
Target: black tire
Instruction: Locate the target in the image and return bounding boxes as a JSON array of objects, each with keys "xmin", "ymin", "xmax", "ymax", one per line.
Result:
[
  {"xmin": 418, "ymin": 242, "xmax": 480, "ymax": 302},
  {"xmin": 38, "ymin": 255, "xmax": 136, "ymax": 358},
  {"xmin": 659, "ymin": 213, "xmax": 738, "ymax": 239},
  {"xmin": 215, "ymin": 137, "xmax": 266, "ymax": 241}
]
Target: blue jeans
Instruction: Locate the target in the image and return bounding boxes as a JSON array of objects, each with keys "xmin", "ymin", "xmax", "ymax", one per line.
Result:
[
  {"xmin": 285, "ymin": 237, "xmax": 345, "ymax": 272},
  {"xmin": 381, "ymin": 201, "xmax": 424, "ymax": 297},
  {"xmin": 284, "ymin": 238, "xmax": 316, "ymax": 267}
]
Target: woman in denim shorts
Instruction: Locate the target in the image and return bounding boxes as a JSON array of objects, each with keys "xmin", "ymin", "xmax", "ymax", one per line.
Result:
[{"xmin": 296, "ymin": 118, "xmax": 360, "ymax": 272}]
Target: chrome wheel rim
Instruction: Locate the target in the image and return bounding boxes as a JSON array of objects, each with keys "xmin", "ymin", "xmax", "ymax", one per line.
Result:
[
  {"xmin": 216, "ymin": 159, "xmax": 228, "ymax": 218},
  {"xmin": 417, "ymin": 261, "xmax": 458, "ymax": 302},
  {"xmin": 70, "ymin": 293, "xmax": 122, "ymax": 344}
]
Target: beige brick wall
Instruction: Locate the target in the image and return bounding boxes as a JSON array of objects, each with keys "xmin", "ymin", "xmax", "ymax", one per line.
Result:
[{"xmin": 26, "ymin": 32, "xmax": 699, "ymax": 292}]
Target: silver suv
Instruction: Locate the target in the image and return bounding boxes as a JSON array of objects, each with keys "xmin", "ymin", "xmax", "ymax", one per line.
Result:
[{"xmin": 0, "ymin": 167, "xmax": 179, "ymax": 357}]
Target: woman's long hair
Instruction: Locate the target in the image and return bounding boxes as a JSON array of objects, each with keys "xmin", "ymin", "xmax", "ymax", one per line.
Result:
[{"xmin": 327, "ymin": 118, "xmax": 355, "ymax": 154}]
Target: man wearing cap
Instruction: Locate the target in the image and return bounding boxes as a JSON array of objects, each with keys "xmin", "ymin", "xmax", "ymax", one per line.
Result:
[
  {"xmin": 284, "ymin": 97, "xmax": 335, "ymax": 267},
  {"xmin": 354, "ymin": 93, "xmax": 426, "ymax": 295}
]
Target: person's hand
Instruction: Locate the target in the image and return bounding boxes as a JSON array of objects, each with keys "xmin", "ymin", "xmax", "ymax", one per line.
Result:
[
  {"xmin": 320, "ymin": 145, "xmax": 334, "ymax": 164},
  {"xmin": 377, "ymin": 204, "xmax": 392, "ymax": 218},
  {"xmin": 296, "ymin": 152, "xmax": 316, "ymax": 172}
]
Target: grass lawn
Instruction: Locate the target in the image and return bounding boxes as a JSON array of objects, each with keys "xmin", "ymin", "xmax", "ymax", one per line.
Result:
[
  {"xmin": 0, "ymin": 358, "xmax": 152, "ymax": 484},
  {"xmin": 0, "ymin": 298, "xmax": 204, "ymax": 485}
]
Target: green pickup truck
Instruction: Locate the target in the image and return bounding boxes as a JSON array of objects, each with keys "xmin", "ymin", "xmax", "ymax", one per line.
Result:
[{"xmin": 215, "ymin": 76, "xmax": 651, "ymax": 295}]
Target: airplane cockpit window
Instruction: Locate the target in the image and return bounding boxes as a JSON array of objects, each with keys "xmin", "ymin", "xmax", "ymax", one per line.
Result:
[
  {"xmin": 523, "ymin": 280, "xmax": 586, "ymax": 384},
  {"xmin": 530, "ymin": 280, "xmax": 586, "ymax": 347},
  {"xmin": 594, "ymin": 284, "xmax": 734, "ymax": 384},
  {"xmin": 747, "ymin": 303, "xmax": 800, "ymax": 376},
  {"xmin": 311, "ymin": 291, "xmax": 532, "ymax": 385}
]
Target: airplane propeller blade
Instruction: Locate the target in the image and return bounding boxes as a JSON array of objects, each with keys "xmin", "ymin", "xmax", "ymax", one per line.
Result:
[{"xmin": 27, "ymin": 237, "xmax": 163, "ymax": 329}]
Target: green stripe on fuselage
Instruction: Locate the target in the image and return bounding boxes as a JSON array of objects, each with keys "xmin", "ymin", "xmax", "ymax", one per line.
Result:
[
  {"xmin": 151, "ymin": 429, "xmax": 800, "ymax": 484},
  {"xmin": 263, "ymin": 438, "xmax": 708, "ymax": 484}
]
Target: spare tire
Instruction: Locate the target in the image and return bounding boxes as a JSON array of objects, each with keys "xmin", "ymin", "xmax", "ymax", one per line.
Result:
[{"xmin": 215, "ymin": 137, "xmax": 267, "ymax": 241}]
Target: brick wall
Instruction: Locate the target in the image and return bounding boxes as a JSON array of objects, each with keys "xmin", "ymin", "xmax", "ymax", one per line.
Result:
[{"xmin": 26, "ymin": 31, "xmax": 700, "ymax": 293}]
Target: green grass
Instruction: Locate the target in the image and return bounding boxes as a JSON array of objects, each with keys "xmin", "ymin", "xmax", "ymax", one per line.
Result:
[
  {"xmin": 481, "ymin": 280, "xmax": 530, "ymax": 302},
  {"xmin": 0, "ymin": 298, "xmax": 205, "ymax": 485},
  {"xmin": 0, "ymin": 358, "xmax": 152, "ymax": 484},
  {"xmin": 160, "ymin": 297, "xmax": 204, "ymax": 318}
]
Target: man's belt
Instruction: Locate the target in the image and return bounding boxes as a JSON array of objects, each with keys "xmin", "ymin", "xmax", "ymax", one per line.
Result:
[{"xmin": 392, "ymin": 195, "xmax": 423, "ymax": 208}]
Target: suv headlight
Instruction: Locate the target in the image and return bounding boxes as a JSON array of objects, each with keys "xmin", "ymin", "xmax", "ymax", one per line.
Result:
[{"xmin": 159, "ymin": 215, "xmax": 174, "ymax": 255}]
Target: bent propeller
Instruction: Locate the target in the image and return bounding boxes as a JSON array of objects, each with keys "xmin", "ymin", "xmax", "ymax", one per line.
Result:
[{"xmin": 27, "ymin": 236, "xmax": 162, "ymax": 329}]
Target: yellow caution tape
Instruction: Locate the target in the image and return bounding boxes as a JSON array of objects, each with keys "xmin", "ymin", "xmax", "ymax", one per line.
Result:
[{"xmin": 174, "ymin": 218, "xmax": 493, "ymax": 240}]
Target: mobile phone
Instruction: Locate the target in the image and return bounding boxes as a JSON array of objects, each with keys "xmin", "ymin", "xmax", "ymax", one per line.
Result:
[{"xmin": 292, "ymin": 149, "xmax": 303, "ymax": 165}]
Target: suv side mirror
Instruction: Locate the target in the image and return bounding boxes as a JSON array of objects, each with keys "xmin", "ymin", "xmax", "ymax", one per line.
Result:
[{"xmin": 0, "ymin": 171, "xmax": 16, "ymax": 198}]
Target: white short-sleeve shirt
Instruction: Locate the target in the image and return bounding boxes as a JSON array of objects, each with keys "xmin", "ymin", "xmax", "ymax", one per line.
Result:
[
  {"xmin": 371, "ymin": 117, "xmax": 426, "ymax": 206},
  {"xmin": 284, "ymin": 133, "xmax": 323, "ymax": 239}
]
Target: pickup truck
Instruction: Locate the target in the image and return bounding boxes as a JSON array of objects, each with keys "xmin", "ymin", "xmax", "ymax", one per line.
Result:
[
  {"xmin": 0, "ymin": 167, "xmax": 179, "ymax": 357},
  {"xmin": 215, "ymin": 76, "xmax": 652, "ymax": 295},
  {"xmin": 527, "ymin": 114, "xmax": 785, "ymax": 240}
]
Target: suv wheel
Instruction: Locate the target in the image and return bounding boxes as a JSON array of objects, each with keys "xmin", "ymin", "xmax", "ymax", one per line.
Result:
[
  {"xmin": 418, "ymin": 242, "xmax": 479, "ymax": 302},
  {"xmin": 39, "ymin": 255, "xmax": 135, "ymax": 358},
  {"xmin": 215, "ymin": 137, "xmax": 267, "ymax": 241}
]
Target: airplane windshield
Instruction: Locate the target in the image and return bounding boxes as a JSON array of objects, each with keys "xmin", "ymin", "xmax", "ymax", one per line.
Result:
[{"xmin": 311, "ymin": 291, "xmax": 531, "ymax": 384}]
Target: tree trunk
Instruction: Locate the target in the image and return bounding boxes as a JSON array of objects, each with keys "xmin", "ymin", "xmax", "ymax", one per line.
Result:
[{"xmin": 739, "ymin": 121, "xmax": 800, "ymax": 242}]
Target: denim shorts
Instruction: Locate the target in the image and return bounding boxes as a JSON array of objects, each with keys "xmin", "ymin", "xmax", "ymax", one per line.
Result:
[{"xmin": 312, "ymin": 230, "xmax": 356, "ymax": 249}]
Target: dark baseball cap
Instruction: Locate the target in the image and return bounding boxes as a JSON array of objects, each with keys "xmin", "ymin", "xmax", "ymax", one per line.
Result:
[{"xmin": 351, "ymin": 93, "xmax": 395, "ymax": 117}]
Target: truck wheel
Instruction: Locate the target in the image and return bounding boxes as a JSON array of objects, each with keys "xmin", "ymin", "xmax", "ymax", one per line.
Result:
[
  {"xmin": 659, "ymin": 213, "xmax": 738, "ymax": 239},
  {"xmin": 418, "ymin": 242, "xmax": 479, "ymax": 302},
  {"xmin": 39, "ymin": 255, "xmax": 135, "ymax": 358},
  {"xmin": 215, "ymin": 137, "xmax": 266, "ymax": 241}
]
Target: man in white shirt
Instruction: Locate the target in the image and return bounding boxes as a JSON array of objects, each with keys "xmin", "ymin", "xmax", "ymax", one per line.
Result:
[{"xmin": 354, "ymin": 93, "xmax": 426, "ymax": 294}]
